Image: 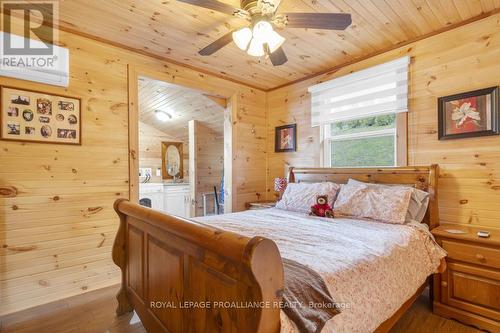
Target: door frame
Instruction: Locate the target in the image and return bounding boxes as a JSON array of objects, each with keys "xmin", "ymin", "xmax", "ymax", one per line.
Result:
[
  {"xmin": 188, "ymin": 119, "xmax": 197, "ymax": 217},
  {"xmin": 127, "ymin": 64, "xmax": 236, "ymax": 213}
]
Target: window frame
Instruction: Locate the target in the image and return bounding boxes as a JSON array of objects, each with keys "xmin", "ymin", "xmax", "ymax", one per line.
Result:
[{"xmin": 320, "ymin": 113, "xmax": 407, "ymax": 168}]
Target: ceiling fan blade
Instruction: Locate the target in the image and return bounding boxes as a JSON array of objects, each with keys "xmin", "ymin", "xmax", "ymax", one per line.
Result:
[
  {"xmin": 199, "ymin": 31, "xmax": 234, "ymax": 56},
  {"xmin": 177, "ymin": 0, "xmax": 249, "ymax": 18},
  {"xmin": 264, "ymin": 44, "xmax": 288, "ymax": 66},
  {"xmin": 281, "ymin": 13, "xmax": 352, "ymax": 30}
]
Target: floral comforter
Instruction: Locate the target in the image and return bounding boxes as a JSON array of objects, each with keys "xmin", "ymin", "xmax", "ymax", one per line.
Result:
[{"xmin": 194, "ymin": 208, "xmax": 446, "ymax": 333}]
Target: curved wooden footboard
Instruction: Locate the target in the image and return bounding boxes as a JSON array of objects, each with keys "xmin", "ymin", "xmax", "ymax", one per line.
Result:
[{"xmin": 112, "ymin": 199, "xmax": 284, "ymax": 333}]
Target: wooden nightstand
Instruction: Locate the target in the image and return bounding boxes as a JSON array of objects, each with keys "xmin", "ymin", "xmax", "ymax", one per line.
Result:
[
  {"xmin": 432, "ymin": 225, "xmax": 500, "ymax": 332},
  {"xmin": 245, "ymin": 200, "xmax": 276, "ymax": 210}
]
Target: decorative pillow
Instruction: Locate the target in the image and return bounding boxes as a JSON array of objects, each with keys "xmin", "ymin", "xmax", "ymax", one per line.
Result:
[
  {"xmin": 347, "ymin": 179, "xmax": 430, "ymax": 223},
  {"xmin": 276, "ymin": 182, "xmax": 341, "ymax": 214},
  {"xmin": 334, "ymin": 181, "xmax": 412, "ymax": 224}
]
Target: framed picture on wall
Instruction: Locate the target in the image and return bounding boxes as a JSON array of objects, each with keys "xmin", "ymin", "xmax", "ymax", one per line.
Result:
[
  {"xmin": 438, "ymin": 86, "xmax": 499, "ymax": 140},
  {"xmin": 0, "ymin": 86, "xmax": 81, "ymax": 145},
  {"xmin": 275, "ymin": 124, "xmax": 297, "ymax": 152}
]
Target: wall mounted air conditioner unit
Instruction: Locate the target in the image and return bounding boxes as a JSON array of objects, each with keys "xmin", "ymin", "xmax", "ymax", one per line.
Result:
[{"xmin": 0, "ymin": 32, "xmax": 69, "ymax": 87}]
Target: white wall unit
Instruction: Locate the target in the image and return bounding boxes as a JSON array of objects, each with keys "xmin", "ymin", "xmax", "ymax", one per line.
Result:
[{"xmin": 0, "ymin": 32, "xmax": 70, "ymax": 87}]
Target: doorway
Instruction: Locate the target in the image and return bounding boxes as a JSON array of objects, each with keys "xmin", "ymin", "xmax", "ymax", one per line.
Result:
[{"xmin": 128, "ymin": 65, "xmax": 235, "ymax": 216}]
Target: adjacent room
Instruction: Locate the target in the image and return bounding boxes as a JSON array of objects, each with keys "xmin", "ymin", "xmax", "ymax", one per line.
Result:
[
  {"xmin": 137, "ymin": 76, "xmax": 226, "ymax": 218},
  {"xmin": 1, "ymin": 1, "xmax": 499, "ymax": 333}
]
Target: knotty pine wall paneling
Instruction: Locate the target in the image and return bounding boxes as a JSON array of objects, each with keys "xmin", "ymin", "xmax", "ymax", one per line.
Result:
[
  {"xmin": 0, "ymin": 17, "xmax": 267, "ymax": 315},
  {"xmin": 266, "ymin": 13, "xmax": 500, "ymax": 229}
]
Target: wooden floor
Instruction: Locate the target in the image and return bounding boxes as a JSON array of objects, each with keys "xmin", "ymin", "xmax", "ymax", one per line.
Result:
[{"xmin": 0, "ymin": 285, "xmax": 482, "ymax": 333}]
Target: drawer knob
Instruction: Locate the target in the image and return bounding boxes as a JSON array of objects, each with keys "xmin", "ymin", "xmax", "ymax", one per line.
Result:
[
  {"xmin": 441, "ymin": 281, "xmax": 448, "ymax": 288},
  {"xmin": 476, "ymin": 254, "xmax": 486, "ymax": 262}
]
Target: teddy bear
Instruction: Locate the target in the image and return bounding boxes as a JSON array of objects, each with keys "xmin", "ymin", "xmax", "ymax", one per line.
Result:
[{"xmin": 309, "ymin": 194, "xmax": 334, "ymax": 218}]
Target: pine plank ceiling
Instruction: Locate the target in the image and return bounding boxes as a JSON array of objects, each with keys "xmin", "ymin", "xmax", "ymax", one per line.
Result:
[
  {"xmin": 138, "ymin": 77, "xmax": 224, "ymax": 141},
  {"xmin": 56, "ymin": 0, "xmax": 500, "ymax": 90}
]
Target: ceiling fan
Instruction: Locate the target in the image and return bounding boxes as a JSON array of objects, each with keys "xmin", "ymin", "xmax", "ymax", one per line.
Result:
[{"xmin": 177, "ymin": 0, "xmax": 352, "ymax": 66}]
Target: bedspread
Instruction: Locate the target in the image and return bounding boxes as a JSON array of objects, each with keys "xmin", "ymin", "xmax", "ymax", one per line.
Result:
[{"xmin": 193, "ymin": 208, "xmax": 446, "ymax": 333}]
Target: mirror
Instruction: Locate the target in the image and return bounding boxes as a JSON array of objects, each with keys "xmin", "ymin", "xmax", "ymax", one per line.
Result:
[{"xmin": 161, "ymin": 141, "xmax": 183, "ymax": 180}]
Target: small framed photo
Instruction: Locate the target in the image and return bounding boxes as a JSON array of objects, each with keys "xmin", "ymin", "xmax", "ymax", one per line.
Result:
[
  {"xmin": 11, "ymin": 95, "xmax": 30, "ymax": 105},
  {"xmin": 59, "ymin": 101, "xmax": 75, "ymax": 111},
  {"xmin": 7, "ymin": 106, "xmax": 19, "ymax": 117},
  {"xmin": 438, "ymin": 86, "xmax": 499, "ymax": 140},
  {"xmin": 275, "ymin": 124, "xmax": 297, "ymax": 152},
  {"xmin": 1, "ymin": 86, "xmax": 81, "ymax": 145}
]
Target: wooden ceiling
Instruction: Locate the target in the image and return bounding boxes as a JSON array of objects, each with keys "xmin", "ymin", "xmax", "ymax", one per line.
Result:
[
  {"xmin": 138, "ymin": 76, "xmax": 224, "ymax": 141},
  {"xmin": 55, "ymin": 0, "xmax": 500, "ymax": 90}
]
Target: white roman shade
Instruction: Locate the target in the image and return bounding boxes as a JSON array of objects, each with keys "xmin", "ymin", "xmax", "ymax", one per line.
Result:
[{"xmin": 308, "ymin": 56, "xmax": 410, "ymax": 127}]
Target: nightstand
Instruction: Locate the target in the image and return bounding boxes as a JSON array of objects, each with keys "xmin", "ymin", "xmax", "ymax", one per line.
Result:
[
  {"xmin": 245, "ymin": 200, "xmax": 276, "ymax": 210},
  {"xmin": 432, "ymin": 225, "xmax": 500, "ymax": 332}
]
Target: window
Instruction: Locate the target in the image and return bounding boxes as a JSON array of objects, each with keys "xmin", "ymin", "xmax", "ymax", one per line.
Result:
[
  {"xmin": 323, "ymin": 114, "xmax": 407, "ymax": 167},
  {"xmin": 309, "ymin": 56, "xmax": 409, "ymax": 167}
]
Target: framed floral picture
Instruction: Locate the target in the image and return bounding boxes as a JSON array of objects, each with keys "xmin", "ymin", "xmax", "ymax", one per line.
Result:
[
  {"xmin": 275, "ymin": 124, "xmax": 297, "ymax": 152},
  {"xmin": 438, "ymin": 86, "xmax": 499, "ymax": 140},
  {"xmin": 0, "ymin": 86, "xmax": 81, "ymax": 145}
]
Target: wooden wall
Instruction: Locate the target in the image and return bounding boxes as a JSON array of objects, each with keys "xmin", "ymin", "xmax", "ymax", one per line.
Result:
[
  {"xmin": 189, "ymin": 121, "xmax": 224, "ymax": 216},
  {"xmin": 266, "ymin": 13, "xmax": 500, "ymax": 229},
  {"xmin": 0, "ymin": 18, "xmax": 267, "ymax": 315},
  {"xmin": 138, "ymin": 121, "xmax": 188, "ymax": 182},
  {"xmin": 3, "ymin": 6, "xmax": 499, "ymax": 318}
]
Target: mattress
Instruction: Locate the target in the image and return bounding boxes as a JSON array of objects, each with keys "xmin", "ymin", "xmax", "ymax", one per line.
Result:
[{"xmin": 193, "ymin": 208, "xmax": 446, "ymax": 333}]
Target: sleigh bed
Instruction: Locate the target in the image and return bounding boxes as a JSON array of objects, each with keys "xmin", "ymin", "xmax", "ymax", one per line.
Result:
[{"xmin": 112, "ymin": 165, "xmax": 445, "ymax": 333}]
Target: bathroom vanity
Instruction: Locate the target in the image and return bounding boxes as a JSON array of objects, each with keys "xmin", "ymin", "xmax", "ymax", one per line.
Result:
[{"xmin": 138, "ymin": 182, "xmax": 191, "ymax": 218}]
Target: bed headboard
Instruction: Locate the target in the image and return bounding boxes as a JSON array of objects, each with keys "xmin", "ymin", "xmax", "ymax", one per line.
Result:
[{"xmin": 287, "ymin": 165, "xmax": 439, "ymax": 230}]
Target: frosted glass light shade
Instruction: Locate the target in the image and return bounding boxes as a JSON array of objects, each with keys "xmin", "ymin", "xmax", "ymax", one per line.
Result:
[
  {"xmin": 247, "ymin": 38, "xmax": 265, "ymax": 57},
  {"xmin": 243, "ymin": 20, "xmax": 286, "ymax": 57},
  {"xmin": 232, "ymin": 28, "xmax": 252, "ymax": 50},
  {"xmin": 267, "ymin": 30, "xmax": 285, "ymax": 53},
  {"xmin": 252, "ymin": 21, "xmax": 273, "ymax": 41}
]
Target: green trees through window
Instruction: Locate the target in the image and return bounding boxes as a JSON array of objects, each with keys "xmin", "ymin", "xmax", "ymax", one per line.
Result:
[{"xmin": 331, "ymin": 114, "xmax": 396, "ymax": 135}]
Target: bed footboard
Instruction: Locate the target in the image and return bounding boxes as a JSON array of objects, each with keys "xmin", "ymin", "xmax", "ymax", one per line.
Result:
[{"xmin": 112, "ymin": 199, "xmax": 284, "ymax": 333}]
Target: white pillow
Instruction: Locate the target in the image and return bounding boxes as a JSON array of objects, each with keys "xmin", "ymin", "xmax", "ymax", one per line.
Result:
[
  {"xmin": 276, "ymin": 182, "xmax": 341, "ymax": 214},
  {"xmin": 347, "ymin": 179, "xmax": 429, "ymax": 223},
  {"xmin": 334, "ymin": 181, "xmax": 413, "ymax": 224}
]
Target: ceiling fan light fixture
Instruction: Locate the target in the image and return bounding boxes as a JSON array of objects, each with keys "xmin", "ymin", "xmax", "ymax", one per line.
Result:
[
  {"xmin": 267, "ymin": 30, "xmax": 285, "ymax": 53},
  {"xmin": 247, "ymin": 37, "xmax": 265, "ymax": 57},
  {"xmin": 183, "ymin": 0, "xmax": 352, "ymax": 67},
  {"xmin": 155, "ymin": 110, "xmax": 172, "ymax": 122},
  {"xmin": 246, "ymin": 20, "xmax": 285, "ymax": 57},
  {"xmin": 252, "ymin": 20, "xmax": 273, "ymax": 41},
  {"xmin": 232, "ymin": 27, "xmax": 252, "ymax": 50}
]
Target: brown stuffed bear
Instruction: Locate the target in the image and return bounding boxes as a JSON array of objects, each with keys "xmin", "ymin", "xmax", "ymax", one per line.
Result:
[{"xmin": 309, "ymin": 195, "xmax": 334, "ymax": 218}]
